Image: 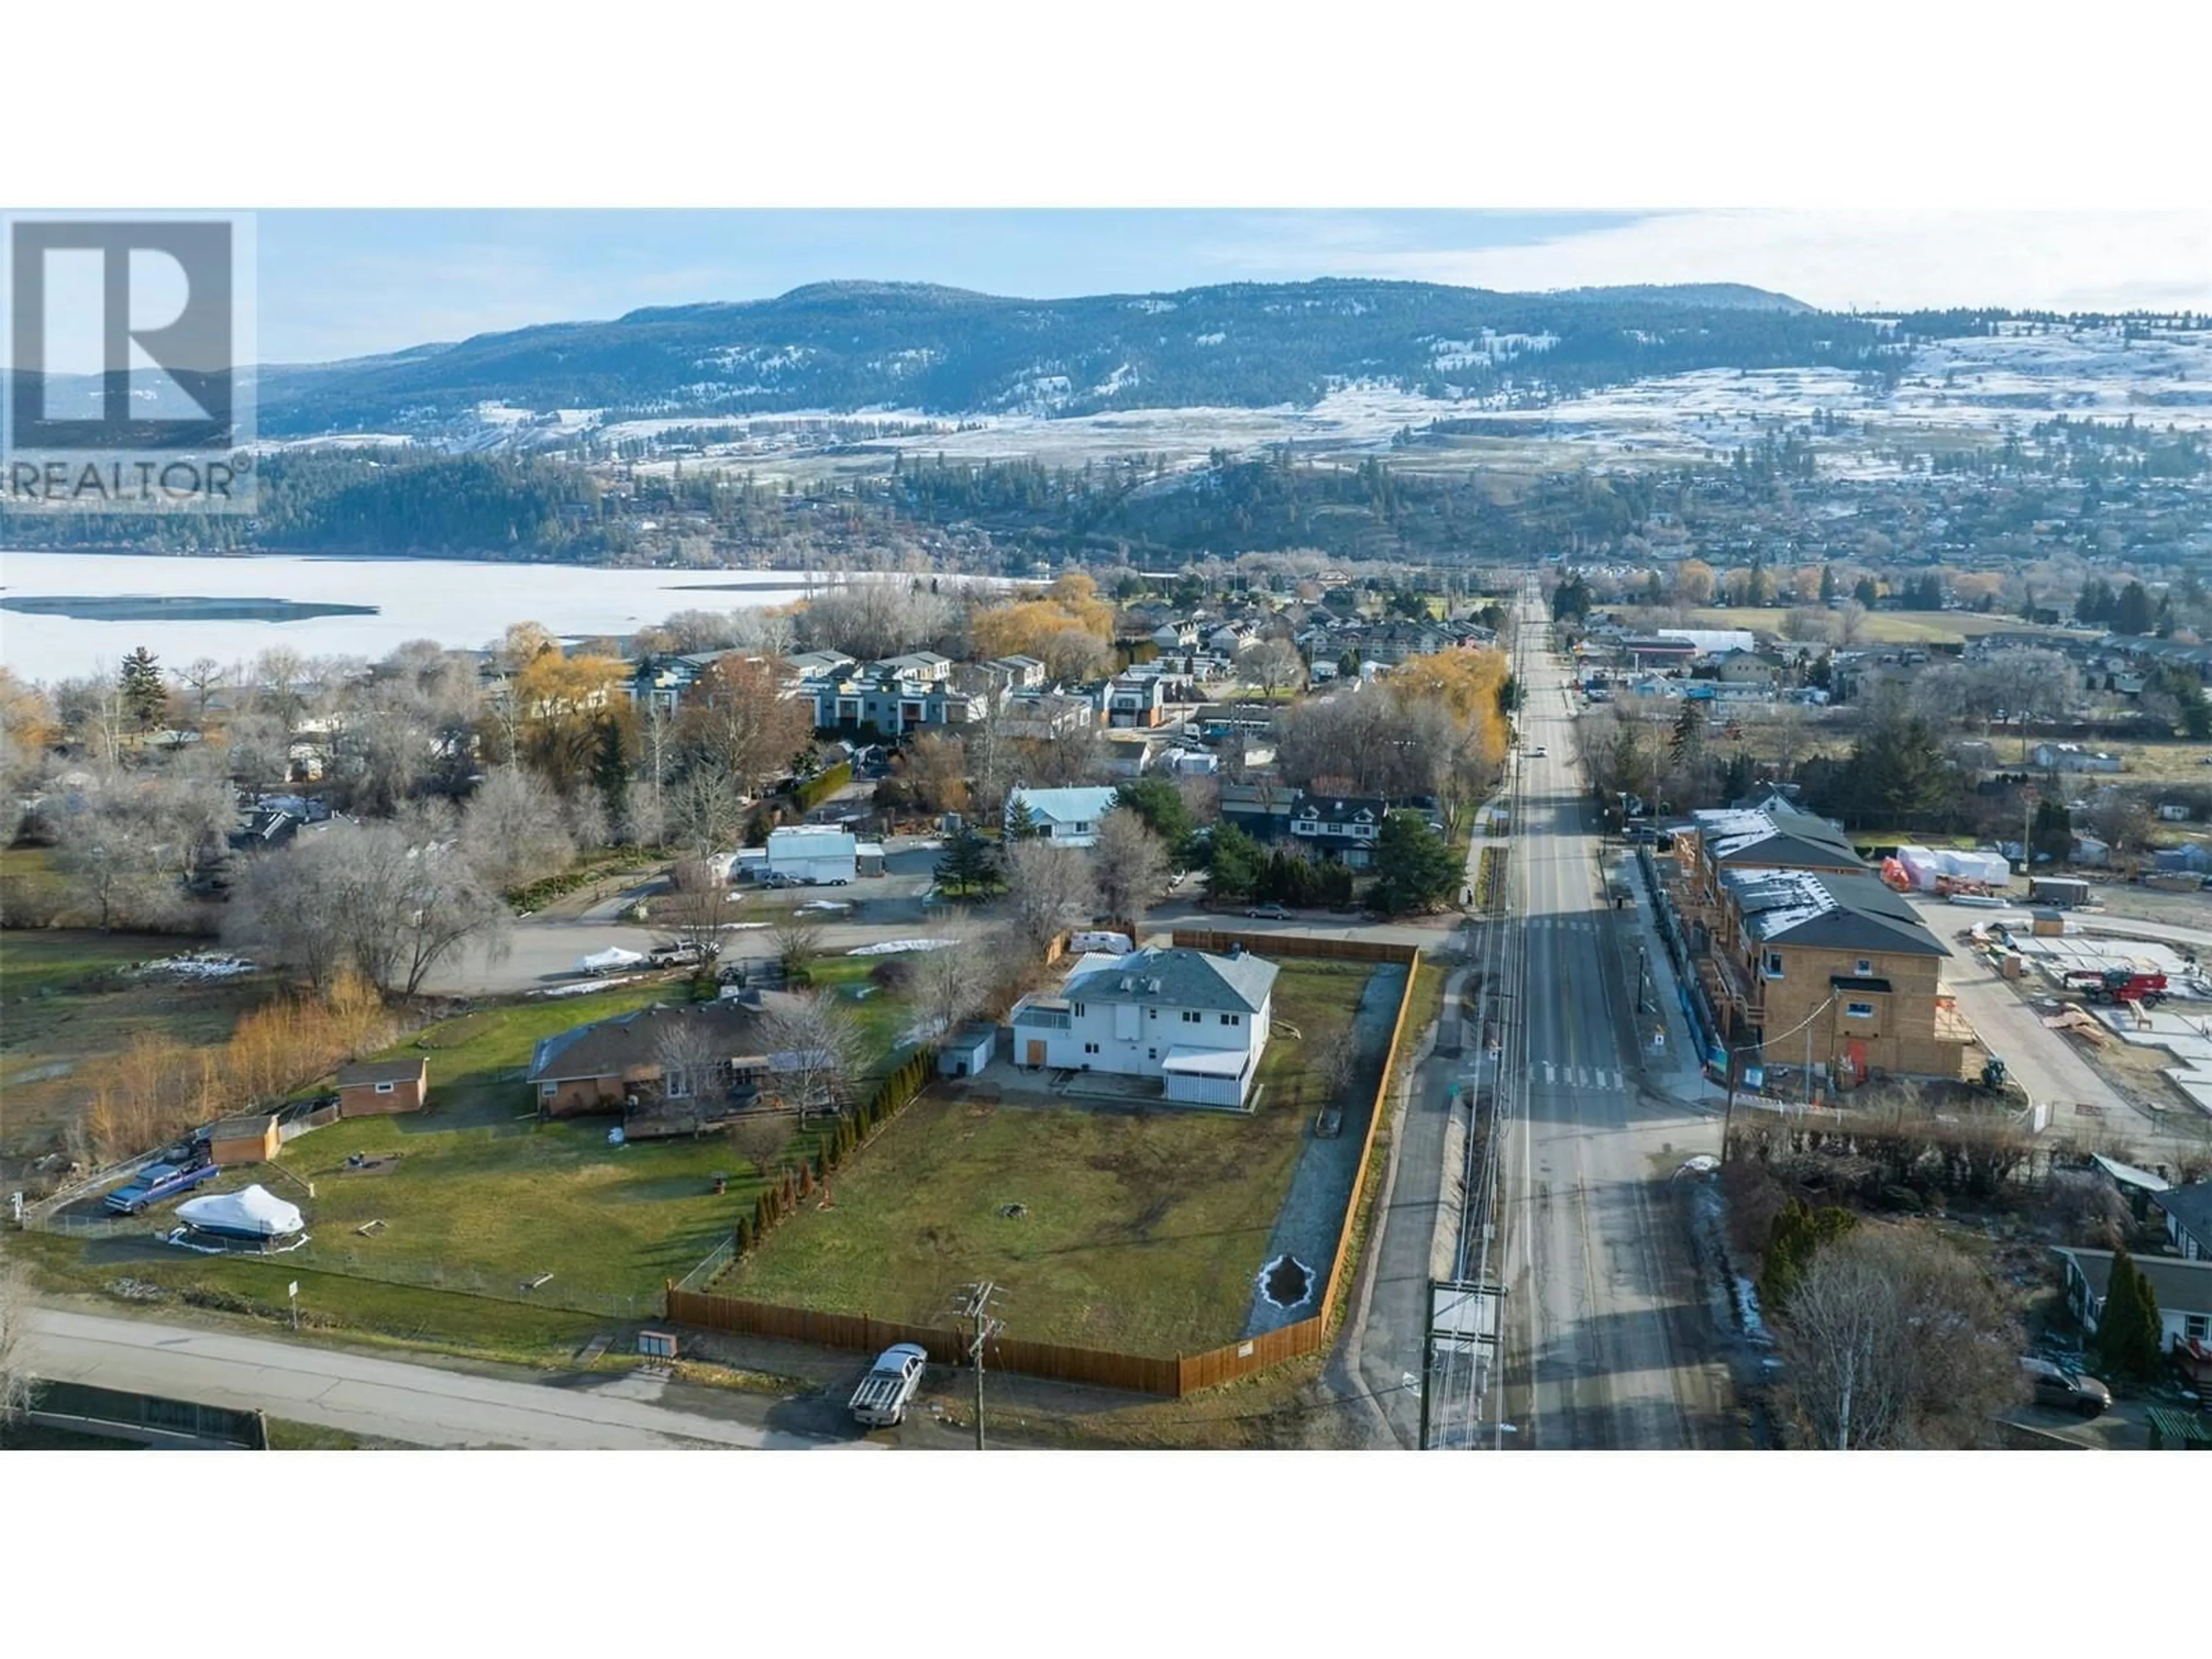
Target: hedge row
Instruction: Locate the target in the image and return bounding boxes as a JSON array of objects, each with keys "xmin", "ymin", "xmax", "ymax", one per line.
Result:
[{"xmin": 793, "ymin": 762, "xmax": 854, "ymax": 814}]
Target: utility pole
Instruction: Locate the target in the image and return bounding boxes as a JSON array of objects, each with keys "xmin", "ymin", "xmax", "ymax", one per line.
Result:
[{"xmin": 950, "ymin": 1281, "xmax": 1005, "ymax": 1451}]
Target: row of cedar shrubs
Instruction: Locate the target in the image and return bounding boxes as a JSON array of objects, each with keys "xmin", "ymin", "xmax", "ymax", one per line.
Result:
[
  {"xmin": 793, "ymin": 761, "xmax": 854, "ymax": 814},
  {"xmin": 732, "ymin": 1046, "xmax": 935, "ymax": 1257}
]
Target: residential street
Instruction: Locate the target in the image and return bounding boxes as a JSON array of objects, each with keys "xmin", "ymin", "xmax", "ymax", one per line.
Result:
[{"xmin": 17, "ymin": 1308, "xmax": 873, "ymax": 1450}]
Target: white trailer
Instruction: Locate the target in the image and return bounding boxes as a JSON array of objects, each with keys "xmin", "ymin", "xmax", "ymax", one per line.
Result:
[{"xmin": 764, "ymin": 827, "xmax": 857, "ymax": 886}]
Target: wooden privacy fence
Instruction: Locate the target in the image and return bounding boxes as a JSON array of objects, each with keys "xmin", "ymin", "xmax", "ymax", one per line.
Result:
[
  {"xmin": 665, "ymin": 935, "xmax": 1423, "ymax": 1399},
  {"xmin": 1170, "ymin": 929, "xmax": 1419, "ymax": 967}
]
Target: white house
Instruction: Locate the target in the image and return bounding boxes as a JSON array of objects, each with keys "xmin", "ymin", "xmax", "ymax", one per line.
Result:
[
  {"xmin": 2055, "ymin": 1247, "xmax": 2212, "ymax": 1354},
  {"xmin": 1006, "ymin": 785, "xmax": 1121, "ymax": 848},
  {"xmin": 1009, "ymin": 945, "xmax": 1279, "ymax": 1107},
  {"xmin": 763, "ymin": 827, "xmax": 857, "ymax": 885}
]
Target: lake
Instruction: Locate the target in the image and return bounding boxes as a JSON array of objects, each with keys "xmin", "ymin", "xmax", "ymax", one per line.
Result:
[{"xmin": 0, "ymin": 552, "xmax": 854, "ymax": 684}]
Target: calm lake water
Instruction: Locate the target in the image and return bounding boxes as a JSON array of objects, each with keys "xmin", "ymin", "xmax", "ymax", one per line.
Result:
[{"xmin": 0, "ymin": 551, "xmax": 844, "ymax": 684}]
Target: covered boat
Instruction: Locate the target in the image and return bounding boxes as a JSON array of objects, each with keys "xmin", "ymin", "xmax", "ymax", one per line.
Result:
[{"xmin": 173, "ymin": 1183, "xmax": 305, "ymax": 1240}]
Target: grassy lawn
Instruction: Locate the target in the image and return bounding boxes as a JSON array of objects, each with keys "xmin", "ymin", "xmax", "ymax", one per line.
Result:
[
  {"xmin": 715, "ymin": 959, "xmax": 1384, "ymax": 1355},
  {"xmin": 266, "ymin": 983, "xmax": 861, "ymax": 1306},
  {"xmin": 0, "ymin": 929, "xmax": 273, "ymax": 1159}
]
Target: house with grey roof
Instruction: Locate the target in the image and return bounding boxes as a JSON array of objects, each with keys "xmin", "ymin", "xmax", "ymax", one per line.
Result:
[
  {"xmin": 2054, "ymin": 1247, "xmax": 2212, "ymax": 1355},
  {"xmin": 2154, "ymin": 1181, "xmax": 2212, "ymax": 1262},
  {"xmin": 1009, "ymin": 944, "xmax": 1279, "ymax": 1107}
]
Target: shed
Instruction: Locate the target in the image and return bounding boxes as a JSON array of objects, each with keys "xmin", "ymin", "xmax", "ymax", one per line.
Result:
[
  {"xmin": 206, "ymin": 1113, "xmax": 280, "ymax": 1166},
  {"xmin": 938, "ymin": 1024, "xmax": 997, "ymax": 1080},
  {"xmin": 335, "ymin": 1056, "xmax": 429, "ymax": 1117}
]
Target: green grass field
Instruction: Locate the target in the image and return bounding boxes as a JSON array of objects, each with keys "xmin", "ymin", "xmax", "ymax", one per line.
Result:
[
  {"xmin": 263, "ymin": 981, "xmax": 890, "ymax": 1305},
  {"xmin": 714, "ymin": 959, "xmax": 1385, "ymax": 1355}
]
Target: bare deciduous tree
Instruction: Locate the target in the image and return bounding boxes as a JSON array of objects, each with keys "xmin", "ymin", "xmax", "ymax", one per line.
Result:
[
  {"xmin": 662, "ymin": 857, "xmax": 730, "ymax": 968},
  {"xmin": 461, "ymin": 764, "xmax": 574, "ymax": 894},
  {"xmin": 231, "ymin": 820, "xmax": 509, "ymax": 996},
  {"xmin": 668, "ymin": 765, "xmax": 746, "ymax": 855},
  {"xmin": 908, "ymin": 923, "xmax": 988, "ymax": 1039},
  {"xmin": 1089, "ymin": 806, "xmax": 1168, "ymax": 929},
  {"xmin": 1236, "ymin": 637, "xmax": 1307, "ymax": 700},
  {"xmin": 1772, "ymin": 1223, "xmax": 2025, "ymax": 1449},
  {"xmin": 1314, "ymin": 1028, "xmax": 1361, "ymax": 1104},
  {"xmin": 771, "ymin": 914, "xmax": 825, "ymax": 978},
  {"xmin": 652, "ymin": 1012, "xmax": 728, "ymax": 1107},
  {"xmin": 727, "ymin": 1108, "xmax": 796, "ymax": 1177},
  {"xmin": 760, "ymin": 990, "xmax": 868, "ymax": 1124},
  {"xmin": 1001, "ymin": 836, "xmax": 1100, "ymax": 957}
]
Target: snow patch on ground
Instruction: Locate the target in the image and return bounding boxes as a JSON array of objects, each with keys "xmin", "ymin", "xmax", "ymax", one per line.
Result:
[
  {"xmin": 845, "ymin": 938, "xmax": 957, "ymax": 956},
  {"xmin": 124, "ymin": 952, "xmax": 256, "ymax": 982},
  {"xmin": 1733, "ymin": 1274, "xmax": 1773, "ymax": 1345},
  {"xmin": 532, "ymin": 975, "xmax": 643, "ymax": 997}
]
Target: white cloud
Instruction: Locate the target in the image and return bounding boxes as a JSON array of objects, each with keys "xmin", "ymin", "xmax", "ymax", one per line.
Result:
[{"xmin": 1348, "ymin": 210, "xmax": 2211, "ymax": 313}]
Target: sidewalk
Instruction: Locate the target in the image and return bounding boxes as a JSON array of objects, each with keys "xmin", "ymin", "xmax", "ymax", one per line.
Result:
[{"xmin": 1620, "ymin": 859, "xmax": 1726, "ymax": 1110}]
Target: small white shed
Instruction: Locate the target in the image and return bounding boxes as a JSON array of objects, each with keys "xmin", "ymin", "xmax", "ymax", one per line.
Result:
[{"xmin": 939, "ymin": 1024, "xmax": 997, "ymax": 1080}]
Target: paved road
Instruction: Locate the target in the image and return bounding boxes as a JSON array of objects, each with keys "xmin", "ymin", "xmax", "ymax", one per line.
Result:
[
  {"xmin": 1483, "ymin": 589, "xmax": 1710, "ymax": 1451},
  {"xmin": 18, "ymin": 1308, "xmax": 870, "ymax": 1450}
]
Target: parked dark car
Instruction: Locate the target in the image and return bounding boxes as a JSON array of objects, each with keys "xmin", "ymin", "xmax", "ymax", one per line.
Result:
[
  {"xmin": 1314, "ymin": 1106, "xmax": 1344, "ymax": 1139},
  {"xmin": 2021, "ymin": 1355, "xmax": 2112, "ymax": 1418},
  {"xmin": 1244, "ymin": 903, "xmax": 1291, "ymax": 920}
]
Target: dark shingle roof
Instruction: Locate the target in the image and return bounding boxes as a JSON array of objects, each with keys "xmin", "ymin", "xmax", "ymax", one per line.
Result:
[
  {"xmin": 2154, "ymin": 1182, "xmax": 2212, "ymax": 1247},
  {"xmin": 529, "ymin": 1002, "xmax": 776, "ymax": 1083},
  {"xmin": 2056, "ymin": 1247, "xmax": 2212, "ymax": 1317},
  {"xmin": 1726, "ymin": 868, "xmax": 1947, "ymax": 958}
]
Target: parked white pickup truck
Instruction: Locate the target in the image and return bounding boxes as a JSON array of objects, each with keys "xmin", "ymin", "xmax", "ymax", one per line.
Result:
[{"xmin": 849, "ymin": 1343, "xmax": 929, "ymax": 1428}]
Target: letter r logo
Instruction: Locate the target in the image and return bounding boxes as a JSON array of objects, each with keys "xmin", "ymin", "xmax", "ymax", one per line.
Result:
[{"xmin": 9, "ymin": 219, "xmax": 234, "ymax": 450}]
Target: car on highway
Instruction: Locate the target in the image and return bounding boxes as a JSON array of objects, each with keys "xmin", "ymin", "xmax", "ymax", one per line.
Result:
[
  {"xmin": 1244, "ymin": 903, "xmax": 1292, "ymax": 920},
  {"xmin": 1313, "ymin": 1105, "xmax": 1343, "ymax": 1139},
  {"xmin": 2020, "ymin": 1355, "xmax": 2112, "ymax": 1418},
  {"xmin": 1525, "ymin": 744, "xmax": 1547, "ymax": 758}
]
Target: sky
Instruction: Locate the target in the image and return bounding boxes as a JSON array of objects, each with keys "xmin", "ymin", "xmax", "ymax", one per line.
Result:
[{"xmin": 257, "ymin": 209, "xmax": 2212, "ymax": 365}]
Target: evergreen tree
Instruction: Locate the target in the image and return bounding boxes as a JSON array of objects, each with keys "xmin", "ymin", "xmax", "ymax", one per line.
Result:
[
  {"xmin": 1757, "ymin": 1199, "xmax": 1857, "ymax": 1313},
  {"xmin": 119, "ymin": 646, "xmax": 168, "ymax": 730},
  {"xmin": 1843, "ymin": 713, "xmax": 1953, "ymax": 825},
  {"xmin": 1853, "ymin": 577, "xmax": 1881, "ymax": 609},
  {"xmin": 2031, "ymin": 800, "xmax": 2073, "ymax": 862},
  {"xmin": 2094, "ymin": 1243, "xmax": 2165, "ymax": 1385},
  {"xmin": 1205, "ymin": 823, "xmax": 1265, "ymax": 903},
  {"xmin": 933, "ymin": 824, "xmax": 998, "ymax": 896},
  {"xmin": 1670, "ymin": 697, "xmax": 1705, "ymax": 769},
  {"xmin": 1819, "ymin": 565, "xmax": 1839, "ymax": 605},
  {"xmin": 1370, "ymin": 811, "xmax": 1460, "ymax": 916},
  {"xmin": 1114, "ymin": 777, "xmax": 1193, "ymax": 854},
  {"xmin": 1721, "ymin": 750, "xmax": 1756, "ymax": 804},
  {"xmin": 2112, "ymin": 580, "xmax": 2155, "ymax": 636},
  {"xmin": 1643, "ymin": 570, "xmax": 1665, "ymax": 607},
  {"xmin": 592, "ymin": 716, "xmax": 630, "ymax": 833},
  {"xmin": 1003, "ymin": 799, "xmax": 1042, "ymax": 840}
]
